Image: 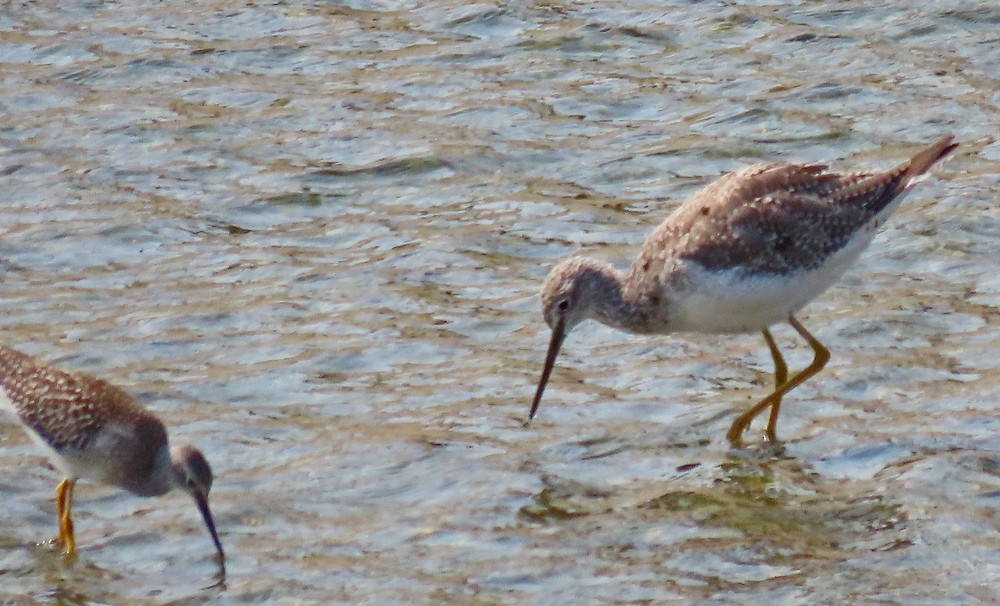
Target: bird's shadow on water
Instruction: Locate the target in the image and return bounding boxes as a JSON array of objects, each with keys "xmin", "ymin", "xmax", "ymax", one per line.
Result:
[
  {"xmin": 4, "ymin": 547, "xmax": 121, "ymax": 606},
  {"xmin": 7, "ymin": 540, "xmax": 229, "ymax": 604},
  {"xmin": 650, "ymin": 445, "xmax": 911, "ymax": 554},
  {"xmin": 520, "ymin": 437, "xmax": 911, "ymax": 567}
]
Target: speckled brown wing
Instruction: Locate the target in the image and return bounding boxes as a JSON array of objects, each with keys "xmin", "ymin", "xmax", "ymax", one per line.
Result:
[
  {"xmin": 0, "ymin": 344, "xmax": 162, "ymax": 454},
  {"xmin": 628, "ymin": 135, "xmax": 957, "ymax": 283},
  {"xmin": 679, "ymin": 170, "xmax": 895, "ymax": 275}
]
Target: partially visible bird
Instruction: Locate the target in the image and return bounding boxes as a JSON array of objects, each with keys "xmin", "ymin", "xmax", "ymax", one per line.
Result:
[{"xmin": 0, "ymin": 343, "xmax": 225, "ymax": 564}]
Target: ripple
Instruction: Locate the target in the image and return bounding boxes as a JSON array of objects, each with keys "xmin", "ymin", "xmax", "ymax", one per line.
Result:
[{"xmin": 0, "ymin": 0, "xmax": 997, "ymax": 603}]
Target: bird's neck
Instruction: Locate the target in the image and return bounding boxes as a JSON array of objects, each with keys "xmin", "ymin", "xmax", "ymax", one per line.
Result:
[
  {"xmin": 122, "ymin": 445, "xmax": 173, "ymax": 497},
  {"xmin": 578, "ymin": 259, "xmax": 652, "ymax": 334}
]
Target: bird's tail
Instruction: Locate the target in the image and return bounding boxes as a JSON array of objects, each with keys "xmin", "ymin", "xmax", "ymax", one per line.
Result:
[{"xmin": 899, "ymin": 134, "xmax": 958, "ymax": 185}]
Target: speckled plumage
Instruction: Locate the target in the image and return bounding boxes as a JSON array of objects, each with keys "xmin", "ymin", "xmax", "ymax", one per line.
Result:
[
  {"xmin": 0, "ymin": 344, "xmax": 165, "ymax": 458},
  {"xmin": 530, "ymin": 135, "xmax": 957, "ymax": 444},
  {"xmin": 0, "ymin": 343, "xmax": 225, "ymax": 563},
  {"xmin": 628, "ymin": 137, "xmax": 953, "ymax": 288}
]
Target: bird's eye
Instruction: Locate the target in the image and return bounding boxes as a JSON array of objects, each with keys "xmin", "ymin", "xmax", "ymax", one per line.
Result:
[{"xmin": 557, "ymin": 299, "xmax": 570, "ymax": 312}]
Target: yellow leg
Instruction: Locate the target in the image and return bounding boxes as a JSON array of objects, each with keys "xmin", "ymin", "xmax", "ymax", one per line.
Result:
[
  {"xmin": 55, "ymin": 478, "xmax": 76, "ymax": 556},
  {"xmin": 762, "ymin": 328, "xmax": 789, "ymax": 442},
  {"xmin": 726, "ymin": 316, "xmax": 831, "ymax": 445}
]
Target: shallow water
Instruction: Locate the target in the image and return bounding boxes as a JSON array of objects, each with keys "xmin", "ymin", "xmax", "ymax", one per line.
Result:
[{"xmin": 0, "ymin": 0, "xmax": 999, "ymax": 604}]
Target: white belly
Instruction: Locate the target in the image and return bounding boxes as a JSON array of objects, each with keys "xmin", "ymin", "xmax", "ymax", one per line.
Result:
[{"xmin": 668, "ymin": 236, "xmax": 874, "ymax": 333}]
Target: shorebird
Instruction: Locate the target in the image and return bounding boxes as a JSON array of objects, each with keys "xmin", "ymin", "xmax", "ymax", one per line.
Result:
[
  {"xmin": 529, "ymin": 135, "xmax": 957, "ymax": 445},
  {"xmin": 0, "ymin": 343, "xmax": 225, "ymax": 564}
]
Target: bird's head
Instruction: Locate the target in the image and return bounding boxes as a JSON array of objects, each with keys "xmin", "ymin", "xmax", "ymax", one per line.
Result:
[
  {"xmin": 530, "ymin": 257, "xmax": 617, "ymax": 420},
  {"xmin": 170, "ymin": 444, "xmax": 225, "ymax": 565}
]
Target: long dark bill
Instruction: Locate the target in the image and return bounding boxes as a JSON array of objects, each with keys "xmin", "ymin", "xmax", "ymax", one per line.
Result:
[
  {"xmin": 194, "ymin": 491, "xmax": 226, "ymax": 566},
  {"xmin": 528, "ymin": 317, "xmax": 567, "ymax": 420}
]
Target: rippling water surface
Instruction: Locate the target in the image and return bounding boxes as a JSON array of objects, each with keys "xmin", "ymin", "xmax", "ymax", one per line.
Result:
[{"xmin": 1, "ymin": 1, "xmax": 999, "ymax": 604}]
